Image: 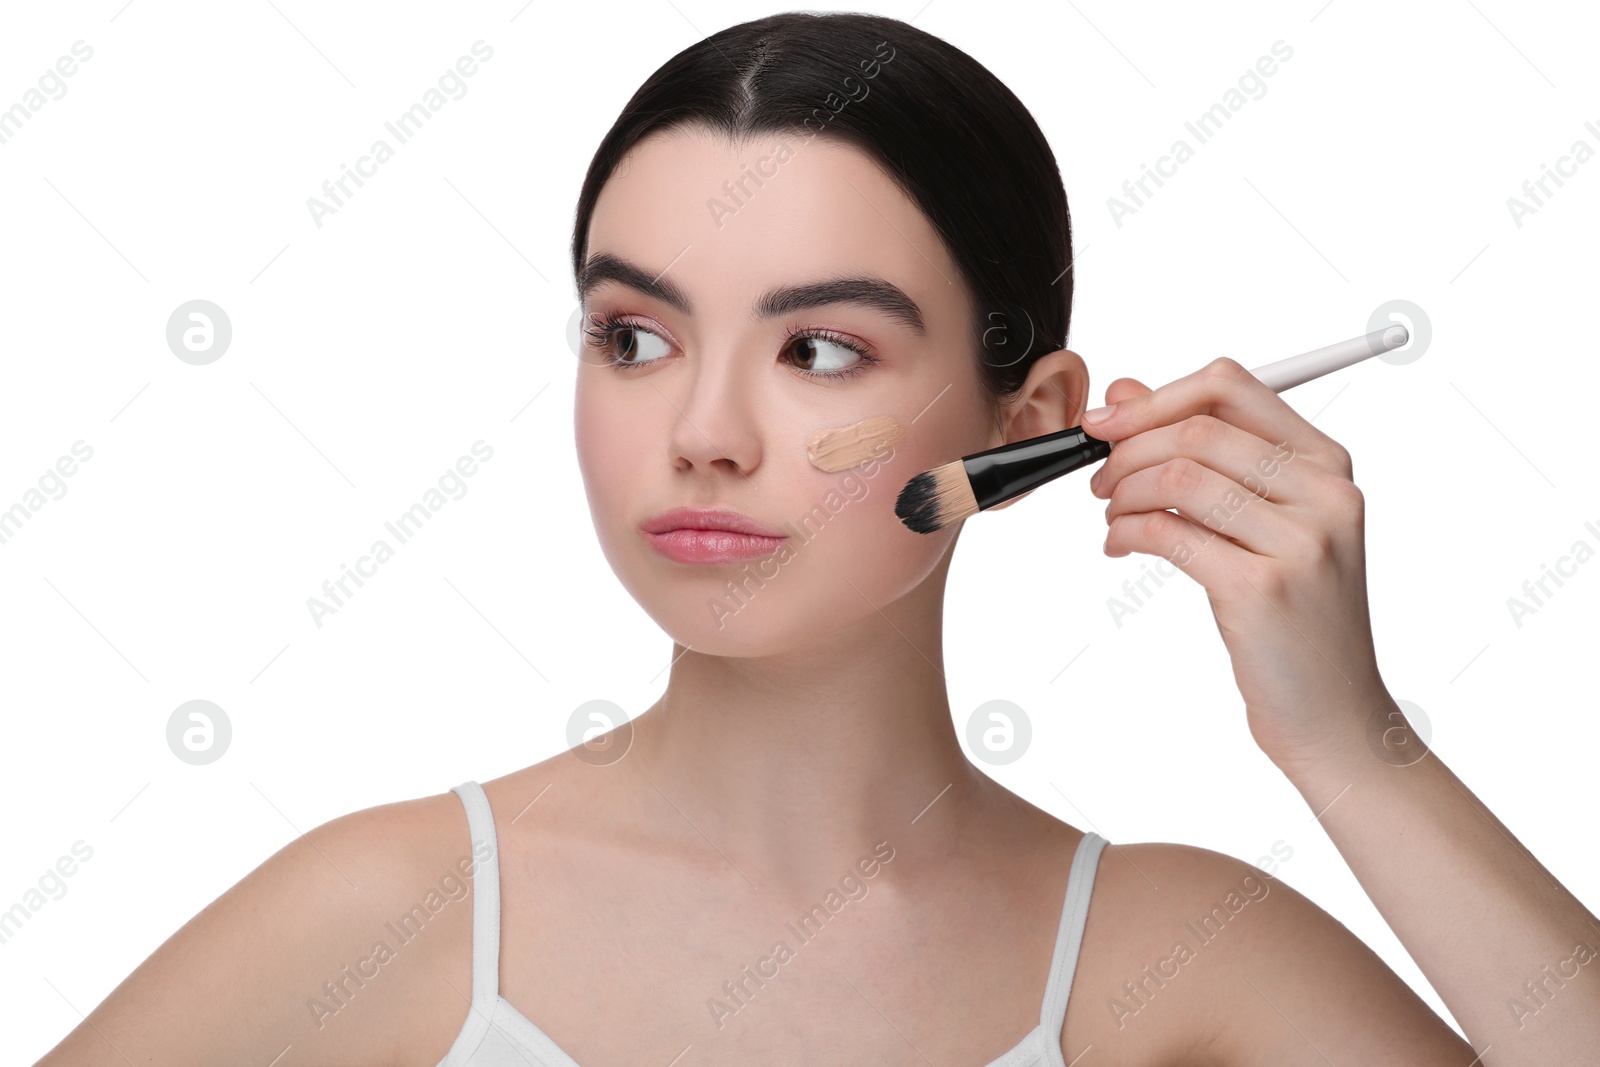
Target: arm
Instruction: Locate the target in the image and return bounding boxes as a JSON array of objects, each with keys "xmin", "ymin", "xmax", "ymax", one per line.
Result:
[
  {"xmin": 1082, "ymin": 357, "xmax": 1600, "ymax": 1064},
  {"xmin": 1072, "ymin": 842, "xmax": 1477, "ymax": 1066},
  {"xmin": 29, "ymin": 796, "xmax": 472, "ymax": 1067},
  {"xmin": 1152, "ymin": 844, "xmax": 1472, "ymax": 1067},
  {"xmin": 1269, "ymin": 717, "xmax": 1600, "ymax": 1060}
]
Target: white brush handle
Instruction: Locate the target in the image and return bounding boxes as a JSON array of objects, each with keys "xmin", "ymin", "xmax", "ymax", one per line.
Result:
[
  {"xmin": 1248, "ymin": 324, "xmax": 1409, "ymax": 393},
  {"xmin": 913, "ymin": 323, "xmax": 1414, "ymax": 529}
]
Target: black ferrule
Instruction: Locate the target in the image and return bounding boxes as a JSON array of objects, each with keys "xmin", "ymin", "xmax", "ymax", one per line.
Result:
[{"xmin": 964, "ymin": 426, "xmax": 1112, "ymax": 511}]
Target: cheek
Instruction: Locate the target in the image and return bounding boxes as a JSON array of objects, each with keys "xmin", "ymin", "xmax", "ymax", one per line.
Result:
[
  {"xmin": 811, "ymin": 390, "xmax": 993, "ymax": 596},
  {"xmin": 575, "ymin": 384, "xmax": 647, "ymax": 528},
  {"xmin": 694, "ymin": 464, "xmax": 954, "ymax": 653},
  {"xmin": 568, "ymin": 373, "xmax": 979, "ymax": 654},
  {"xmin": 784, "ymin": 437, "xmax": 957, "ymax": 597}
]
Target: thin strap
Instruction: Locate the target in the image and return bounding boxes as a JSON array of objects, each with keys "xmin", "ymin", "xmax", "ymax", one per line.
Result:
[
  {"xmin": 1039, "ymin": 831, "xmax": 1108, "ymax": 1056},
  {"xmin": 450, "ymin": 781, "xmax": 502, "ymax": 1007}
]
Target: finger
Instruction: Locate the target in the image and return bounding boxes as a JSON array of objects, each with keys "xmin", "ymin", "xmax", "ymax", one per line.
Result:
[
  {"xmin": 1090, "ymin": 414, "xmax": 1307, "ymax": 504},
  {"xmin": 1104, "ymin": 457, "xmax": 1305, "ymax": 558},
  {"xmin": 1082, "ymin": 358, "xmax": 1353, "ymax": 478},
  {"xmin": 1089, "ymin": 377, "xmax": 1154, "ymax": 486},
  {"xmin": 1102, "ymin": 377, "xmax": 1154, "ymax": 407},
  {"xmin": 1103, "ymin": 506, "xmax": 1251, "ymax": 592}
]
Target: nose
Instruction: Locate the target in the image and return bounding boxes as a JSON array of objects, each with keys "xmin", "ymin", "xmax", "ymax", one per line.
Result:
[{"xmin": 663, "ymin": 345, "xmax": 762, "ymax": 478}]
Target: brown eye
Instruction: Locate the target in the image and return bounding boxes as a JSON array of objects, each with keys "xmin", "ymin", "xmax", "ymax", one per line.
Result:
[
  {"xmin": 614, "ymin": 327, "xmax": 639, "ymax": 360},
  {"xmin": 585, "ymin": 315, "xmax": 673, "ymax": 365},
  {"xmin": 616, "ymin": 326, "xmax": 671, "ymax": 363},
  {"xmin": 786, "ymin": 334, "xmax": 863, "ymax": 374}
]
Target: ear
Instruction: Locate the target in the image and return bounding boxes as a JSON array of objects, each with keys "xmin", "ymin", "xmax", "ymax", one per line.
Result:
[{"xmin": 986, "ymin": 348, "xmax": 1090, "ymax": 512}]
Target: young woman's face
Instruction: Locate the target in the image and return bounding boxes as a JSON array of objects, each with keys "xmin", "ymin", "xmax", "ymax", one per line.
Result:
[{"xmin": 575, "ymin": 125, "xmax": 998, "ymax": 655}]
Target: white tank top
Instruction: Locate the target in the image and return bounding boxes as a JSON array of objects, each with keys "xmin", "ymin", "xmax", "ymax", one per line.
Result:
[{"xmin": 435, "ymin": 780, "xmax": 1107, "ymax": 1067}]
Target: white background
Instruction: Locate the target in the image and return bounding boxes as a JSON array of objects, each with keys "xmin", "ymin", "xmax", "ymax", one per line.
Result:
[{"xmin": 2, "ymin": 0, "xmax": 1596, "ymax": 1059}]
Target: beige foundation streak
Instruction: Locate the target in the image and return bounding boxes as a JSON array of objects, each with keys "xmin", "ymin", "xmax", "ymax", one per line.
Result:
[{"xmin": 806, "ymin": 414, "xmax": 905, "ymax": 472}]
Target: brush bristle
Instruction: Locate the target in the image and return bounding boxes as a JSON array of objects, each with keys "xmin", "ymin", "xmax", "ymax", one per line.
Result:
[{"xmin": 895, "ymin": 460, "xmax": 978, "ymax": 534}]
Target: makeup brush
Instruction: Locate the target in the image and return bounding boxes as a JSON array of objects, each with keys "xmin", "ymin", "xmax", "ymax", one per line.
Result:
[{"xmin": 895, "ymin": 325, "xmax": 1410, "ymax": 534}]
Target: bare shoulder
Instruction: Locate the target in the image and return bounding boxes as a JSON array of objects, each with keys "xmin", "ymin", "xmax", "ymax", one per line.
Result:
[
  {"xmin": 1060, "ymin": 840, "xmax": 1473, "ymax": 1067},
  {"xmin": 31, "ymin": 783, "xmax": 485, "ymax": 1067}
]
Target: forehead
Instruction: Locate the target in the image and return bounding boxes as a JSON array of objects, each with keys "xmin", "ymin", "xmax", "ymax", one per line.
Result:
[{"xmin": 584, "ymin": 125, "xmax": 965, "ymax": 325}]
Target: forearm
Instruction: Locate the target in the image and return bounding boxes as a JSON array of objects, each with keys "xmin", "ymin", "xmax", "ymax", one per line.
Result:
[{"xmin": 1274, "ymin": 700, "xmax": 1600, "ymax": 1064}]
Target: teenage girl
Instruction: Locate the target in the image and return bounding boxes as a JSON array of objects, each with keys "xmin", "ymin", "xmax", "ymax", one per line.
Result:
[{"xmin": 36, "ymin": 12, "xmax": 1597, "ymax": 1067}]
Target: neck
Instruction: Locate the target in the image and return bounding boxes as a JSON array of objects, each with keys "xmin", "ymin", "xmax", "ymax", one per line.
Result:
[{"xmin": 621, "ymin": 561, "xmax": 996, "ymax": 894}]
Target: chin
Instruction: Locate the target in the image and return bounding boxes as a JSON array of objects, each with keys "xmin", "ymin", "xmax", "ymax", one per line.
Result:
[{"xmin": 609, "ymin": 528, "xmax": 954, "ymax": 657}]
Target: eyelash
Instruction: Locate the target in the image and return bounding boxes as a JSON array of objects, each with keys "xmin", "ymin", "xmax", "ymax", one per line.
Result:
[{"xmin": 581, "ymin": 311, "xmax": 881, "ymax": 381}]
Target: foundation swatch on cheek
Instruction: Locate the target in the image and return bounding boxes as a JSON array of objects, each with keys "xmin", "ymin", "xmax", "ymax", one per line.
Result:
[{"xmin": 806, "ymin": 415, "xmax": 906, "ymax": 472}]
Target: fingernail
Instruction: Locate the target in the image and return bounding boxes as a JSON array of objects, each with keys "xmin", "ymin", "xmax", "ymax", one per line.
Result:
[
  {"xmin": 1089, "ymin": 468, "xmax": 1102, "ymax": 492},
  {"xmin": 1083, "ymin": 404, "xmax": 1115, "ymax": 424}
]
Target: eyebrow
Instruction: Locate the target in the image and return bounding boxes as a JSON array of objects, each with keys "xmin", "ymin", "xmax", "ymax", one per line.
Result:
[{"xmin": 577, "ymin": 251, "xmax": 925, "ymax": 334}]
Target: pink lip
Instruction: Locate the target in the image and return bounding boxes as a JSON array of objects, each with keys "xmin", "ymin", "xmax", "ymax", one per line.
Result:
[{"xmin": 641, "ymin": 506, "xmax": 789, "ymax": 564}]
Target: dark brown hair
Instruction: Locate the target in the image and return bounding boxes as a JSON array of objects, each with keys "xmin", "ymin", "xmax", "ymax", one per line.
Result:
[{"xmin": 570, "ymin": 11, "xmax": 1074, "ymax": 421}]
